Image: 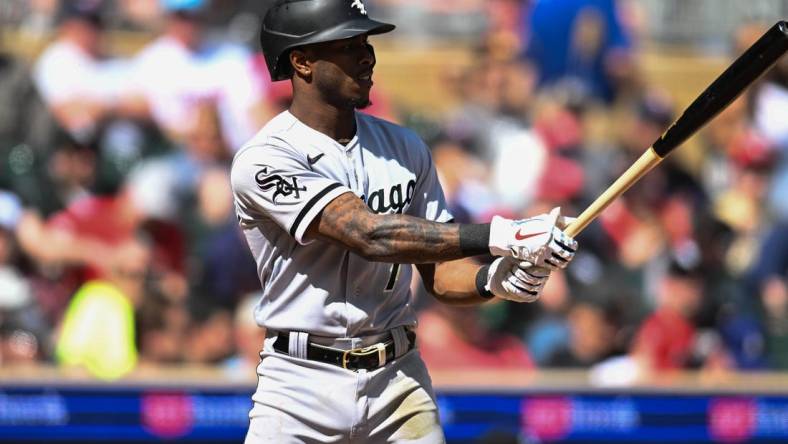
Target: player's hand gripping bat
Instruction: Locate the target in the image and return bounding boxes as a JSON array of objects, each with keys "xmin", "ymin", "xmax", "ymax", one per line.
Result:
[{"xmin": 565, "ymin": 20, "xmax": 788, "ymax": 238}]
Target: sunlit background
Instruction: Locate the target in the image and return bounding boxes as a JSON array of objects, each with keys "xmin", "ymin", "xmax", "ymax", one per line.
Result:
[{"xmin": 1, "ymin": 0, "xmax": 788, "ymax": 443}]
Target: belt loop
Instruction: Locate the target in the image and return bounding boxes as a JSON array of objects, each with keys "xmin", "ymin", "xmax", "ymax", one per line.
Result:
[
  {"xmin": 391, "ymin": 326, "xmax": 409, "ymax": 358},
  {"xmin": 289, "ymin": 331, "xmax": 309, "ymax": 359}
]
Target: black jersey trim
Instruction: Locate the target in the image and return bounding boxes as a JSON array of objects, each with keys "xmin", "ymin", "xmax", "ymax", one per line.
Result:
[{"xmin": 290, "ymin": 182, "xmax": 344, "ymax": 237}]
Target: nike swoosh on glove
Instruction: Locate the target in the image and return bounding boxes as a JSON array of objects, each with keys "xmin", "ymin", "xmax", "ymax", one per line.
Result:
[{"xmin": 488, "ymin": 207, "xmax": 578, "ymax": 270}]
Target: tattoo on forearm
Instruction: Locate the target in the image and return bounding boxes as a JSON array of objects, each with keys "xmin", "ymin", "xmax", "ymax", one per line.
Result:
[
  {"xmin": 316, "ymin": 193, "xmax": 465, "ymax": 263},
  {"xmin": 367, "ymin": 214, "xmax": 464, "ymax": 262}
]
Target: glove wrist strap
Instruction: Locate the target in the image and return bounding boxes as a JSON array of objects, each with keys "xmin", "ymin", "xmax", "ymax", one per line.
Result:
[
  {"xmin": 475, "ymin": 265, "xmax": 495, "ymax": 299},
  {"xmin": 459, "ymin": 223, "xmax": 491, "ymax": 256}
]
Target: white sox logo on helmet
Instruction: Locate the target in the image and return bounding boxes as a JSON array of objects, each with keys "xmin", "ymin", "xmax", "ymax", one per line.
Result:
[{"xmin": 351, "ymin": 0, "xmax": 367, "ymax": 15}]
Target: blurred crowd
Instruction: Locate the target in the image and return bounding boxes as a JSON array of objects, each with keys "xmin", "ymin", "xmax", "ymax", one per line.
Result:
[{"xmin": 0, "ymin": 0, "xmax": 787, "ymax": 384}]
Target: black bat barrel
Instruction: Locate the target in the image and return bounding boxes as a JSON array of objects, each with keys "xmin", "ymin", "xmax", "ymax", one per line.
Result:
[{"xmin": 652, "ymin": 20, "xmax": 788, "ymax": 158}]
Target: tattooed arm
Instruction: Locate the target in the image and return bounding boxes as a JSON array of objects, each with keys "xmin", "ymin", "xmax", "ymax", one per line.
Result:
[
  {"xmin": 306, "ymin": 192, "xmax": 489, "ymax": 303},
  {"xmin": 306, "ymin": 192, "xmax": 468, "ymax": 263}
]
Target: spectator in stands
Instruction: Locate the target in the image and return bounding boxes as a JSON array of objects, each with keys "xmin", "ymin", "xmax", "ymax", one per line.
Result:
[
  {"xmin": 430, "ymin": 137, "xmax": 489, "ymax": 224},
  {"xmin": 190, "ymin": 168, "xmax": 259, "ymax": 309},
  {"xmin": 696, "ymin": 96, "xmax": 775, "ymax": 340},
  {"xmin": 483, "ymin": 0, "xmax": 527, "ymax": 61},
  {"xmin": 443, "ymin": 55, "xmax": 558, "ymax": 215},
  {"xmin": 7, "ymin": 185, "xmax": 122, "ymax": 327},
  {"xmin": 136, "ymin": 291, "xmax": 190, "ymax": 365},
  {"xmin": 42, "ymin": 161, "xmax": 188, "ymax": 315},
  {"xmin": 758, "ymin": 277, "xmax": 788, "ymax": 369},
  {"xmin": 731, "ymin": 22, "xmax": 788, "ymax": 222},
  {"xmin": 223, "ymin": 293, "xmax": 266, "ymax": 380},
  {"xmin": 417, "ymin": 302, "xmax": 534, "ymax": 370},
  {"xmin": 757, "ymin": 57, "xmax": 788, "ymax": 222},
  {"xmin": 184, "ymin": 301, "xmax": 234, "ymax": 364},
  {"xmin": 0, "ymin": 190, "xmax": 51, "ymax": 365},
  {"xmin": 521, "ymin": 267, "xmax": 572, "ymax": 366},
  {"xmin": 32, "ymin": 1, "xmax": 144, "ymax": 142},
  {"xmin": 712, "ymin": 130, "xmax": 776, "ymax": 275},
  {"xmin": 7, "ymin": 130, "xmax": 97, "ymax": 218},
  {"xmin": 743, "ymin": 223, "xmax": 788, "ymax": 369},
  {"xmin": 630, "ymin": 260, "xmax": 724, "ymax": 372},
  {"xmin": 0, "ymin": 38, "xmax": 39, "ymax": 149},
  {"xmin": 746, "ymin": 25, "xmax": 788, "ymax": 151},
  {"xmin": 529, "ymin": 99, "xmax": 586, "ymax": 203},
  {"xmin": 147, "ymin": 101, "xmax": 231, "ymax": 210},
  {"xmin": 128, "ymin": 101, "xmax": 258, "ymax": 308},
  {"xmin": 613, "ymin": 90, "xmax": 703, "ymax": 208},
  {"xmin": 55, "ymin": 238, "xmax": 153, "ymax": 380},
  {"xmin": 442, "ymin": 53, "xmax": 506, "ymax": 158},
  {"xmin": 132, "ymin": 0, "xmax": 270, "ymax": 150},
  {"xmin": 0, "ymin": 25, "xmax": 63, "ymax": 178},
  {"xmin": 521, "ymin": 0, "xmax": 637, "ymax": 103},
  {"xmin": 576, "ymin": 91, "xmax": 710, "ymax": 324},
  {"xmin": 545, "ymin": 301, "xmax": 619, "ymax": 367}
]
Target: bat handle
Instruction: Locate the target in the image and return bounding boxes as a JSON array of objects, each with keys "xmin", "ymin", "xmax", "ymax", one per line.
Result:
[{"xmin": 564, "ymin": 147, "xmax": 664, "ymax": 238}]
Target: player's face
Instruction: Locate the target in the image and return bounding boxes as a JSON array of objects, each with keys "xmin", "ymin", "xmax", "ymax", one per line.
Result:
[{"xmin": 308, "ymin": 35, "xmax": 376, "ymax": 109}]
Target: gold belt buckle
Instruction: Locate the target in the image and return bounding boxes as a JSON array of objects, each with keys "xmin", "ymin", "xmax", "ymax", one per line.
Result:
[{"xmin": 341, "ymin": 342, "xmax": 387, "ymax": 370}]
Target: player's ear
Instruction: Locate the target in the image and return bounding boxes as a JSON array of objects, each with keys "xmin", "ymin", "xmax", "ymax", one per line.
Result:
[{"xmin": 290, "ymin": 48, "xmax": 312, "ymax": 80}]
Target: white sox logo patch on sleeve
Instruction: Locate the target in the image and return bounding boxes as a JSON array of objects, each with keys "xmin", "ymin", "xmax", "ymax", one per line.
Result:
[
  {"xmin": 255, "ymin": 165, "xmax": 306, "ymax": 205},
  {"xmin": 351, "ymin": 0, "xmax": 367, "ymax": 15}
]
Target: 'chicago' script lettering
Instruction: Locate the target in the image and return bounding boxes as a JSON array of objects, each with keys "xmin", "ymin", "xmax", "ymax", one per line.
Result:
[{"xmin": 366, "ymin": 180, "xmax": 416, "ymax": 214}]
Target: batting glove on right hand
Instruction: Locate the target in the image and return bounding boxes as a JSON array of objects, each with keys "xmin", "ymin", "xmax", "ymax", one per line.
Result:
[
  {"xmin": 486, "ymin": 257, "xmax": 551, "ymax": 303},
  {"xmin": 488, "ymin": 207, "xmax": 578, "ymax": 270}
]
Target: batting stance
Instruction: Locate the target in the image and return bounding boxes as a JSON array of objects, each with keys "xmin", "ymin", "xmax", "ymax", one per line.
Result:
[{"xmin": 231, "ymin": 1, "xmax": 578, "ymax": 442}]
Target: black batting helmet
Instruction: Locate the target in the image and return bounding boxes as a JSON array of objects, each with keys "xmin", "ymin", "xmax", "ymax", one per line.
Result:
[{"xmin": 260, "ymin": 0, "xmax": 395, "ymax": 81}]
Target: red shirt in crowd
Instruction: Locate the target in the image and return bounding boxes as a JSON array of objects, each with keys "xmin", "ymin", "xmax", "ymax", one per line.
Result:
[
  {"xmin": 417, "ymin": 310, "xmax": 534, "ymax": 370},
  {"xmin": 48, "ymin": 195, "xmax": 185, "ymax": 279},
  {"xmin": 632, "ymin": 308, "xmax": 696, "ymax": 370}
]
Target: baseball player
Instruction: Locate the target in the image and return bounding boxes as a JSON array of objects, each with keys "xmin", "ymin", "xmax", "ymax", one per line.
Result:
[{"xmin": 231, "ymin": 1, "xmax": 578, "ymax": 443}]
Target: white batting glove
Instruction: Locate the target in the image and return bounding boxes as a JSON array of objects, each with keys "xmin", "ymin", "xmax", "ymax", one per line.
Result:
[
  {"xmin": 489, "ymin": 207, "xmax": 578, "ymax": 270},
  {"xmin": 485, "ymin": 257, "xmax": 551, "ymax": 303}
]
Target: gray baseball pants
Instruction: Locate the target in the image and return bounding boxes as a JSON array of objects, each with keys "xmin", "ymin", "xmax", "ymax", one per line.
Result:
[{"xmin": 245, "ymin": 332, "xmax": 446, "ymax": 444}]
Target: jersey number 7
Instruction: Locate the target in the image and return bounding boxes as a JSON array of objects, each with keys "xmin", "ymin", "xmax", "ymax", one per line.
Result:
[{"xmin": 384, "ymin": 264, "xmax": 401, "ymax": 292}]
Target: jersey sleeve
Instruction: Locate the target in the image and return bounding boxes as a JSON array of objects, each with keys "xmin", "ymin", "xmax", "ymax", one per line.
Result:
[
  {"xmin": 231, "ymin": 143, "xmax": 352, "ymax": 244},
  {"xmin": 406, "ymin": 138, "xmax": 453, "ymax": 223}
]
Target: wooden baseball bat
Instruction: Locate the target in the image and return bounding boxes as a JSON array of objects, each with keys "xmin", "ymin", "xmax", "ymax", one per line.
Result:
[{"xmin": 565, "ymin": 20, "xmax": 788, "ymax": 238}]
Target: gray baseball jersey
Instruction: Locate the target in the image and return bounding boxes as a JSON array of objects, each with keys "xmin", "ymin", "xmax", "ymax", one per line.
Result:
[{"xmin": 231, "ymin": 110, "xmax": 453, "ymax": 337}]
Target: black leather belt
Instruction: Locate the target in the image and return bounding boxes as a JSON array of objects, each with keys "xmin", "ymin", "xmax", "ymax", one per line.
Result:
[{"xmin": 272, "ymin": 330, "xmax": 416, "ymax": 371}]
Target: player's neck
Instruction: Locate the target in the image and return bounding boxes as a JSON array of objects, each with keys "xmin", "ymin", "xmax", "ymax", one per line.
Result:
[{"xmin": 290, "ymin": 95, "xmax": 356, "ymax": 144}]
